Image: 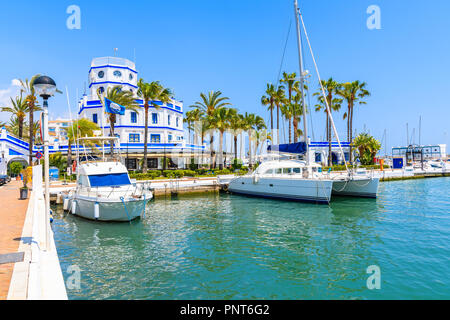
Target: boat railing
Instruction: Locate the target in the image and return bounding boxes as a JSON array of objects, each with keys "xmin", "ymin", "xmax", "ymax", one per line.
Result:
[{"xmin": 78, "ymin": 183, "xmax": 149, "ymax": 199}]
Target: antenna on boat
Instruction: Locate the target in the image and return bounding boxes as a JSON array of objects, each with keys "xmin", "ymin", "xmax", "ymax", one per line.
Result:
[
  {"xmin": 295, "ymin": 0, "xmax": 349, "ymax": 173},
  {"xmin": 294, "ymin": 0, "xmax": 309, "ymax": 167},
  {"xmin": 419, "ymin": 116, "xmax": 422, "ymax": 146}
]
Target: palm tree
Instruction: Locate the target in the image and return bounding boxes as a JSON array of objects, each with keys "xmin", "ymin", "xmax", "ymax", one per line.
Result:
[
  {"xmin": 291, "ymin": 90, "xmax": 304, "ymax": 142},
  {"xmin": 7, "ymin": 116, "xmax": 21, "ymax": 137},
  {"xmin": 280, "ymin": 72, "xmax": 299, "ymax": 143},
  {"xmin": 65, "ymin": 119, "xmax": 100, "ymax": 170},
  {"xmin": 185, "ymin": 107, "xmax": 205, "ymax": 168},
  {"xmin": 243, "ymin": 113, "xmax": 266, "ymax": 168},
  {"xmin": 281, "ymin": 103, "xmax": 295, "ymax": 144},
  {"xmin": 1, "ymin": 96, "xmax": 29, "ymax": 138},
  {"xmin": 261, "ymin": 83, "xmax": 276, "ymax": 136},
  {"xmin": 191, "ymin": 91, "xmax": 231, "ymax": 169},
  {"xmin": 185, "ymin": 108, "xmax": 203, "ymax": 144},
  {"xmin": 314, "ymin": 78, "xmax": 342, "ymax": 166},
  {"xmin": 100, "ymin": 86, "xmax": 139, "ymax": 153},
  {"xmin": 254, "ymin": 129, "xmax": 272, "ymax": 160},
  {"xmin": 137, "ymin": 79, "xmax": 172, "ymax": 173},
  {"xmin": 273, "ymin": 86, "xmax": 286, "ymax": 145},
  {"xmin": 229, "ymin": 113, "xmax": 245, "ymax": 161},
  {"xmin": 209, "ymin": 107, "xmax": 237, "ymax": 169},
  {"xmin": 337, "ymin": 81, "xmax": 370, "ymax": 163},
  {"xmin": 19, "ymin": 75, "xmax": 42, "ymax": 166}
]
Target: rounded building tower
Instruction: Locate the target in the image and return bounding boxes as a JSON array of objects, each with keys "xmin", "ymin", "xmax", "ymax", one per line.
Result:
[{"xmin": 88, "ymin": 57, "xmax": 138, "ymax": 96}]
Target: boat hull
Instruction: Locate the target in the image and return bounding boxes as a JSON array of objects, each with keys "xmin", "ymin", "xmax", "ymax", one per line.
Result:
[
  {"xmin": 70, "ymin": 196, "xmax": 148, "ymax": 222},
  {"xmin": 227, "ymin": 176, "xmax": 333, "ymax": 204},
  {"xmin": 332, "ymin": 177, "xmax": 380, "ymax": 199}
]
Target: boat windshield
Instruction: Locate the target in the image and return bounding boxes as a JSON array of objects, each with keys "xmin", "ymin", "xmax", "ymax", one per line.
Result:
[{"xmin": 88, "ymin": 173, "xmax": 131, "ymax": 187}]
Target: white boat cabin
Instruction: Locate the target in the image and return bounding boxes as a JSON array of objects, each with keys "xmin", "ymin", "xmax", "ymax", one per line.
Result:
[
  {"xmin": 253, "ymin": 160, "xmax": 322, "ymax": 177},
  {"xmin": 77, "ymin": 162, "xmax": 131, "ymax": 188}
]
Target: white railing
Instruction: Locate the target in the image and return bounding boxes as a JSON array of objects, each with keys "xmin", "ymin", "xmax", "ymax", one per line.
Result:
[{"xmin": 91, "ymin": 57, "xmax": 136, "ymax": 70}]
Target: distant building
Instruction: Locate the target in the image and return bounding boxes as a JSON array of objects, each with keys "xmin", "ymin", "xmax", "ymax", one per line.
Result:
[
  {"xmin": 392, "ymin": 144, "xmax": 447, "ymax": 161},
  {"xmin": 48, "ymin": 119, "xmax": 73, "ymax": 144}
]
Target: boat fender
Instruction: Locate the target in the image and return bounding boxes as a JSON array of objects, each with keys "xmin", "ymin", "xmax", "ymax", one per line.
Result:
[
  {"xmin": 71, "ymin": 200, "xmax": 77, "ymax": 214},
  {"xmin": 63, "ymin": 198, "xmax": 69, "ymax": 211},
  {"xmin": 94, "ymin": 202, "xmax": 100, "ymax": 219},
  {"xmin": 253, "ymin": 175, "xmax": 259, "ymax": 184}
]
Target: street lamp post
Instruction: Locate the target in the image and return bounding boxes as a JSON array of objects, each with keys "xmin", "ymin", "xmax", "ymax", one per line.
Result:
[{"xmin": 33, "ymin": 76, "xmax": 57, "ymax": 252}]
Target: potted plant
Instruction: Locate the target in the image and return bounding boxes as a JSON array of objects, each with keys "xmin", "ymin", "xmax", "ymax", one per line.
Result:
[{"xmin": 19, "ymin": 168, "xmax": 30, "ymax": 200}]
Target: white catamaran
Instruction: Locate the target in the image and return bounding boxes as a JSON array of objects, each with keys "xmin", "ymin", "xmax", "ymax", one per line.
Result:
[
  {"xmin": 226, "ymin": 0, "xmax": 379, "ymax": 203},
  {"xmin": 65, "ymin": 137, "xmax": 153, "ymax": 222}
]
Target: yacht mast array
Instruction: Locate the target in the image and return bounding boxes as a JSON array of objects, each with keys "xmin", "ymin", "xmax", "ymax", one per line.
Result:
[
  {"xmin": 294, "ymin": 0, "xmax": 349, "ymax": 173},
  {"xmin": 294, "ymin": 0, "xmax": 309, "ymax": 166}
]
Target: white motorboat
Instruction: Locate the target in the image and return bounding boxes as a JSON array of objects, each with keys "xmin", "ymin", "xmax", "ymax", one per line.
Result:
[
  {"xmin": 65, "ymin": 137, "xmax": 152, "ymax": 222},
  {"xmin": 226, "ymin": 160, "xmax": 333, "ymax": 204},
  {"xmin": 225, "ymin": 1, "xmax": 380, "ymax": 204}
]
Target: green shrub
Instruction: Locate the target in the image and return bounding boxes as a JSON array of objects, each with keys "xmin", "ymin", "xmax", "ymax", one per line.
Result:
[
  {"xmin": 184, "ymin": 170, "xmax": 196, "ymax": 177},
  {"xmin": 214, "ymin": 169, "xmax": 232, "ymax": 175},
  {"xmin": 232, "ymin": 159, "xmax": 243, "ymax": 171}
]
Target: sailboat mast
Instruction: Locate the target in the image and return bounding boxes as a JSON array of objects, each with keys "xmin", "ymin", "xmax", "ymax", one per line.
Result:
[{"xmin": 294, "ymin": 0, "xmax": 309, "ymax": 165}]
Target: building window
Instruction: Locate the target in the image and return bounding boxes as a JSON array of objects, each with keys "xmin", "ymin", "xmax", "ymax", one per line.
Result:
[
  {"xmin": 129, "ymin": 73, "xmax": 134, "ymax": 81},
  {"xmin": 150, "ymin": 134, "xmax": 161, "ymax": 143},
  {"xmin": 168, "ymin": 115, "xmax": 171, "ymax": 126},
  {"xmin": 147, "ymin": 158, "xmax": 158, "ymax": 169},
  {"xmin": 129, "ymin": 134, "xmax": 140, "ymax": 143},
  {"xmin": 176, "ymin": 117, "xmax": 179, "ymax": 127},
  {"xmin": 114, "ymin": 70, "xmax": 122, "ymax": 77},
  {"xmin": 98, "ymin": 87, "xmax": 105, "ymax": 94},
  {"xmin": 315, "ymin": 153, "xmax": 322, "ymax": 163},
  {"xmin": 152, "ymin": 113, "xmax": 158, "ymax": 124},
  {"xmin": 126, "ymin": 159, "xmax": 137, "ymax": 170},
  {"xmin": 98, "ymin": 71, "xmax": 105, "ymax": 79},
  {"xmin": 130, "ymin": 112, "xmax": 137, "ymax": 124},
  {"xmin": 93, "ymin": 113, "xmax": 98, "ymax": 124},
  {"xmin": 168, "ymin": 134, "xmax": 173, "ymax": 142}
]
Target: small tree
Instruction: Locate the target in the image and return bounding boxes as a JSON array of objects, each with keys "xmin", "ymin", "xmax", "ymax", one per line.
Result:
[
  {"xmin": 10, "ymin": 162, "xmax": 23, "ymax": 177},
  {"xmin": 352, "ymin": 133, "xmax": 381, "ymax": 165}
]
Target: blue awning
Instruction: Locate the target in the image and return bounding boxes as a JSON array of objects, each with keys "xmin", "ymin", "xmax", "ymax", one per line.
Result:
[
  {"xmin": 89, "ymin": 173, "xmax": 131, "ymax": 187},
  {"xmin": 267, "ymin": 142, "xmax": 307, "ymax": 154}
]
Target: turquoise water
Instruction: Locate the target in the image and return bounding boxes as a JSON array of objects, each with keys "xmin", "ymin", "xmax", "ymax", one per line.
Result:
[{"xmin": 52, "ymin": 177, "xmax": 450, "ymax": 300}]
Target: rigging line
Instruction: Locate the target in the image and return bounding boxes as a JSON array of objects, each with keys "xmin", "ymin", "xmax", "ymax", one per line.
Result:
[
  {"xmin": 300, "ymin": 27, "xmax": 316, "ymax": 143},
  {"xmin": 276, "ymin": 19, "xmax": 292, "ymax": 88},
  {"xmin": 298, "ymin": 10, "xmax": 349, "ymax": 173},
  {"xmin": 275, "ymin": 20, "xmax": 292, "ymax": 145},
  {"xmin": 307, "ymin": 84, "xmax": 315, "ymax": 141}
]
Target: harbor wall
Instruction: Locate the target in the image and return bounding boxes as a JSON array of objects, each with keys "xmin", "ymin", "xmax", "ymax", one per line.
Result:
[{"xmin": 7, "ymin": 165, "xmax": 67, "ymax": 300}]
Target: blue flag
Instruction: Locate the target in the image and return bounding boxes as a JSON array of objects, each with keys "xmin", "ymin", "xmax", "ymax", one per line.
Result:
[{"xmin": 104, "ymin": 98, "xmax": 126, "ymax": 115}]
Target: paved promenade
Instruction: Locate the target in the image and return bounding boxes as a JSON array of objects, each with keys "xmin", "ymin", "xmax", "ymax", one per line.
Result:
[{"xmin": 0, "ymin": 180, "xmax": 29, "ymax": 300}]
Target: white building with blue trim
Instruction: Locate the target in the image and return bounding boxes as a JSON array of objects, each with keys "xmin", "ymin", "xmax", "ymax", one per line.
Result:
[{"xmin": 77, "ymin": 57, "xmax": 205, "ymax": 169}]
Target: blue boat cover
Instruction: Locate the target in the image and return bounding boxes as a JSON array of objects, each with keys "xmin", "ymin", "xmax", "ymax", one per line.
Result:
[
  {"xmin": 89, "ymin": 173, "xmax": 131, "ymax": 187},
  {"xmin": 267, "ymin": 142, "xmax": 307, "ymax": 154}
]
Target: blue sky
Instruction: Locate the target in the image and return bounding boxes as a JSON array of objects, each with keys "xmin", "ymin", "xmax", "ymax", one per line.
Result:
[{"xmin": 0, "ymin": 0, "xmax": 449, "ymax": 152}]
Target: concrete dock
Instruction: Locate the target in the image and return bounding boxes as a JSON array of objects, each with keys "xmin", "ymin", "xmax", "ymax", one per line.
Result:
[
  {"xmin": 0, "ymin": 180, "xmax": 29, "ymax": 300},
  {"xmin": 0, "ymin": 167, "xmax": 67, "ymax": 300}
]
